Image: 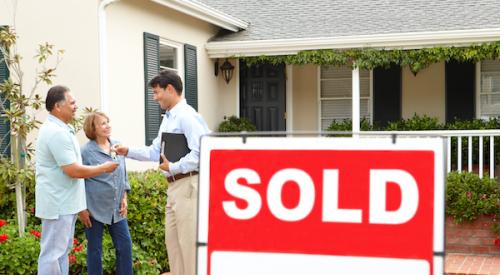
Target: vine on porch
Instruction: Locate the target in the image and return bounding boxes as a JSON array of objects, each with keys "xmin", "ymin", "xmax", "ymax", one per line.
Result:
[{"xmin": 241, "ymin": 41, "xmax": 500, "ymax": 74}]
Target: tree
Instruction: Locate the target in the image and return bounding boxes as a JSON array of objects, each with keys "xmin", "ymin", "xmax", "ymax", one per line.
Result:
[{"xmin": 0, "ymin": 26, "xmax": 63, "ymax": 236}]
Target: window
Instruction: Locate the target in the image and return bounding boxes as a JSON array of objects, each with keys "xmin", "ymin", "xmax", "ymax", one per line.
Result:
[
  {"xmin": 480, "ymin": 60, "xmax": 500, "ymax": 118},
  {"xmin": 143, "ymin": 32, "xmax": 197, "ymax": 145},
  {"xmin": 319, "ymin": 65, "xmax": 371, "ymax": 130}
]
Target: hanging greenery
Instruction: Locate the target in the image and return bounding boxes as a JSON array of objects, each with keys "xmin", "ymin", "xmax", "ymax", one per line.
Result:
[{"xmin": 241, "ymin": 41, "xmax": 500, "ymax": 73}]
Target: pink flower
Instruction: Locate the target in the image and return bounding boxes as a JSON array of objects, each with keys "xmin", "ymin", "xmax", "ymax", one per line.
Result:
[
  {"xmin": 0, "ymin": 234, "xmax": 8, "ymax": 243},
  {"xmin": 73, "ymin": 238, "xmax": 78, "ymax": 245},
  {"xmin": 0, "ymin": 219, "xmax": 7, "ymax": 227}
]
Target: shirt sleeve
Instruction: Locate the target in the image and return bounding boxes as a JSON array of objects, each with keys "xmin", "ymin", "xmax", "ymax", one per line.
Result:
[
  {"xmin": 122, "ymin": 158, "xmax": 131, "ymax": 192},
  {"xmin": 47, "ymin": 131, "xmax": 78, "ymax": 167},
  {"xmin": 127, "ymin": 116, "xmax": 165, "ymax": 162},
  {"xmin": 169, "ymin": 114, "xmax": 209, "ymax": 175}
]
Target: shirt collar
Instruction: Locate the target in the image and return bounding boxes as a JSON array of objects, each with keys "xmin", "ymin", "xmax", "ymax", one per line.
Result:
[
  {"xmin": 88, "ymin": 138, "xmax": 116, "ymax": 155},
  {"xmin": 47, "ymin": 114, "xmax": 74, "ymax": 134},
  {"xmin": 165, "ymin": 98, "xmax": 186, "ymax": 118}
]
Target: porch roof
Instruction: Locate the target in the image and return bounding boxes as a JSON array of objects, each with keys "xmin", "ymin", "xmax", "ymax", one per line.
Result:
[{"xmin": 199, "ymin": 0, "xmax": 500, "ymax": 57}]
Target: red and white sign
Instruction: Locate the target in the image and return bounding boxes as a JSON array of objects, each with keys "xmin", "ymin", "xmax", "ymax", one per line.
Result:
[{"xmin": 197, "ymin": 137, "xmax": 445, "ymax": 275}]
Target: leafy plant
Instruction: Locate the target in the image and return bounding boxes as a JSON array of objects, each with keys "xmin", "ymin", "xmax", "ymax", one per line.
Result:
[
  {"xmin": 242, "ymin": 42, "xmax": 500, "ymax": 74},
  {"xmin": 385, "ymin": 114, "xmax": 444, "ymax": 131},
  {"xmin": 446, "ymin": 171, "xmax": 500, "ymax": 224},
  {"xmin": 1, "ymin": 25, "xmax": 63, "ymax": 236},
  {"xmin": 126, "ymin": 170, "xmax": 169, "ymax": 272},
  {"xmin": 0, "ymin": 169, "xmax": 168, "ymax": 274},
  {"xmin": 217, "ymin": 115, "xmax": 257, "ymax": 132},
  {"xmin": 0, "ymin": 221, "xmax": 42, "ymax": 274}
]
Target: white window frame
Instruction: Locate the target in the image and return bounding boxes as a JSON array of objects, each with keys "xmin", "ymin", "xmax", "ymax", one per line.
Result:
[
  {"xmin": 159, "ymin": 38, "xmax": 185, "ymax": 92},
  {"xmin": 476, "ymin": 60, "xmax": 500, "ymax": 119},
  {"xmin": 317, "ymin": 65, "xmax": 373, "ymax": 130}
]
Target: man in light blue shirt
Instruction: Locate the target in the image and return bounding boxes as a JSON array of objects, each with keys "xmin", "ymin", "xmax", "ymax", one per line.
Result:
[
  {"xmin": 115, "ymin": 70, "xmax": 210, "ymax": 275},
  {"xmin": 35, "ymin": 85, "xmax": 119, "ymax": 275}
]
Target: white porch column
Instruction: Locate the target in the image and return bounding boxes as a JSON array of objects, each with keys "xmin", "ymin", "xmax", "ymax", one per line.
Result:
[{"xmin": 352, "ymin": 65, "xmax": 360, "ymax": 136}]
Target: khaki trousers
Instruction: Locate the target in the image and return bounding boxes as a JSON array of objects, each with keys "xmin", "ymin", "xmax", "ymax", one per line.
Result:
[{"xmin": 165, "ymin": 174, "xmax": 198, "ymax": 275}]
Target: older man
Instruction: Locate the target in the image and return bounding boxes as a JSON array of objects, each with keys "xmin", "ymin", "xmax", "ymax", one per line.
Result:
[{"xmin": 36, "ymin": 85, "xmax": 118, "ymax": 275}]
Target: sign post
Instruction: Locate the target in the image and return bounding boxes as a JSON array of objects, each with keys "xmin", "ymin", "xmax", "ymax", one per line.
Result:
[{"xmin": 197, "ymin": 136, "xmax": 445, "ymax": 275}]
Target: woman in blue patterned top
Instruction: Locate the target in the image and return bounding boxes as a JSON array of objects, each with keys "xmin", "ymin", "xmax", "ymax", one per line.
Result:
[{"xmin": 80, "ymin": 112, "xmax": 133, "ymax": 275}]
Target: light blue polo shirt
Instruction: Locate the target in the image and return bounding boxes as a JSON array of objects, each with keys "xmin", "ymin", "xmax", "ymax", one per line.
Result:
[{"xmin": 35, "ymin": 114, "xmax": 86, "ymax": 219}]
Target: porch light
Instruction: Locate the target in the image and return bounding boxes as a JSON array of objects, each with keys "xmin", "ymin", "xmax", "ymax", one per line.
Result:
[{"xmin": 220, "ymin": 59, "xmax": 234, "ymax": 84}]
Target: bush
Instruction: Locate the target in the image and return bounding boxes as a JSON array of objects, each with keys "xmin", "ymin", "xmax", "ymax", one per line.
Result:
[
  {"xmin": 0, "ymin": 221, "xmax": 42, "ymax": 274},
  {"xmin": 385, "ymin": 114, "xmax": 444, "ymax": 130},
  {"xmin": 446, "ymin": 171, "xmax": 500, "ymax": 223},
  {"xmin": 0, "ymin": 168, "xmax": 168, "ymax": 274},
  {"xmin": 127, "ymin": 170, "xmax": 168, "ymax": 272},
  {"xmin": 217, "ymin": 116, "xmax": 256, "ymax": 132}
]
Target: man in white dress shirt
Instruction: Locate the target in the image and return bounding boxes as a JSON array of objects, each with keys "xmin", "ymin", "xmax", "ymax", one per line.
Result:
[{"xmin": 114, "ymin": 70, "xmax": 209, "ymax": 275}]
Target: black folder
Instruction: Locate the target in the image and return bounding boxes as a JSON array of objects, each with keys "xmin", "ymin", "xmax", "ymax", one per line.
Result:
[{"xmin": 160, "ymin": 132, "xmax": 190, "ymax": 163}]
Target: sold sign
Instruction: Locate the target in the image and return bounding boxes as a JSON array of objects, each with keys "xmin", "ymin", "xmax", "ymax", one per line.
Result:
[{"xmin": 197, "ymin": 137, "xmax": 445, "ymax": 275}]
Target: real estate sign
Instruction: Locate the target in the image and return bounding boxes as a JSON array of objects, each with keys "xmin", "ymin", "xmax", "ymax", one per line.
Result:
[{"xmin": 197, "ymin": 136, "xmax": 445, "ymax": 275}]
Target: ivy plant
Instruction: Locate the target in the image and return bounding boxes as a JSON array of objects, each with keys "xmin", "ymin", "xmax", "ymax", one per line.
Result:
[{"xmin": 241, "ymin": 42, "xmax": 500, "ymax": 74}]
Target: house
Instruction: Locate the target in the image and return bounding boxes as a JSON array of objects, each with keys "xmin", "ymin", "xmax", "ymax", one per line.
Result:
[{"xmin": 1, "ymin": 0, "xmax": 500, "ymax": 170}]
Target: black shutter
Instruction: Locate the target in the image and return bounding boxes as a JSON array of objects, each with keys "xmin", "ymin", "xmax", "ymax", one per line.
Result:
[
  {"xmin": 0, "ymin": 41, "xmax": 10, "ymax": 158},
  {"xmin": 373, "ymin": 65, "xmax": 402, "ymax": 127},
  {"xmin": 184, "ymin": 44, "xmax": 198, "ymax": 110},
  {"xmin": 445, "ymin": 60, "xmax": 475, "ymax": 123},
  {"xmin": 143, "ymin": 32, "xmax": 161, "ymax": 145}
]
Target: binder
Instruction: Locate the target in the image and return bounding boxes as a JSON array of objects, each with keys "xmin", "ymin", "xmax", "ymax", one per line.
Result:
[{"xmin": 160, "ymin": 132, "xmax": 190, "ymax": 163}]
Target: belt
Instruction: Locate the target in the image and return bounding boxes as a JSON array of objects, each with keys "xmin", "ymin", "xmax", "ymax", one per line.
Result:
[{"xmin": 167, "ymin": 171, "xmax": 198, "ymax": 182}]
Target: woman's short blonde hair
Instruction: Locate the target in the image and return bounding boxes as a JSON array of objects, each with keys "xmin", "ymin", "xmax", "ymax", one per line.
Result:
[{"xmin": 83, "ymin": 112, "xmax": 109, "ymax": 140}]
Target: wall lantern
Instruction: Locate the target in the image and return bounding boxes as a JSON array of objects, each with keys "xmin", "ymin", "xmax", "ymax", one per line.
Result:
[{"xmin": 219, "ymin": 59, "xmax": 234, "ymax": 84}]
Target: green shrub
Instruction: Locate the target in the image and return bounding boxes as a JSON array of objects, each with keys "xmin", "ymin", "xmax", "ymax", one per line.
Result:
[
  {"xmin": 326, "ymin": 117, "xmax": 374, "ymax": 133},
  {"xmin": 217, "ymin": 116, "xmax": 257, "ymax": 132},
  {"xmin": 127, "ymin": 170, "xmax": 168, "ymax": 271},
  {"xmin": 446, "ymin": 171, "xmax": 500, "ymax": 223},
  {"xmin": 0, "ymin": 168, "xmax": 168, "ymax": 274},
  {"xmin": 0, "ymin": 221, "xmax": 42, "ymax": 274},
  {"xmin": 385, "ymin": 114, "xmax": 444, "ymax": 130}
]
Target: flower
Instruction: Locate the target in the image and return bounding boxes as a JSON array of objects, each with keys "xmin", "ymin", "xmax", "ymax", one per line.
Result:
[
  {"xmin": 68, "ymin": 254, "xmax": 76, "ymax": 265},
  {"xmin": 30, "ymin": 230, "xmax": 41, "ymax": 238},
  {"xmin": 495, "ymin": 239, "xmax": 500, "ymax": 246},
  {"xmin": 73, "ymin": 238, "xmax": 78, "ymax": 245},
  {"xmin": 0, "ymin": 234, "xmax": 8, "ymax": 243},
  {"xmin": 73, "ymin": 245, "xmax": 83, "ymax": 252},
  {"xmin": 0, "ymin": 219, "xmax": 7, "ymax": 227}
]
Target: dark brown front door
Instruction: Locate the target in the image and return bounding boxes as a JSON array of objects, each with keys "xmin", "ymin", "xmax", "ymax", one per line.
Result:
[{"xmin": 240, "ymin": 61, "xmax": 286, "ymax": 131}]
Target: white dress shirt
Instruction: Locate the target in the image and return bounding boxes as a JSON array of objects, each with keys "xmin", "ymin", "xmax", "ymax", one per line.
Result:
[{"xmin": 127, "ymin": 99, "xmax": 210, "ymax": 176}]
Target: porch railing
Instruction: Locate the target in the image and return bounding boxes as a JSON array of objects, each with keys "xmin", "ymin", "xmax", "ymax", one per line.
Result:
[{"xmin": 362, "ymin": 129, "xmax": 500, "ymax": 179}]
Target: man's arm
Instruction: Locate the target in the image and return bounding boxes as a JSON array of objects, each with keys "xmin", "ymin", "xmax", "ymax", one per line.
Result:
[{"xmin": 62, "ymin": 161, "xmax": 118, "ymax": 179}]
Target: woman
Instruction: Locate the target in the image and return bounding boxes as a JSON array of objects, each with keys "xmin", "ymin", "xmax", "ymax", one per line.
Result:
[{"xmin": 81, "ymin": 112, "xmax": 133, "ymax": 275}]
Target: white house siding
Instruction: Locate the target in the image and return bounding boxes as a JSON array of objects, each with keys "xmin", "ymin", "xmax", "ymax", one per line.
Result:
[
  {"xmin": 292, "ymin": 64, "xmax": 318, "ymax": 131},
  {"xmin": 0, "ymin": 0, "xmax": 101, "ymax": 144},
  {"xmin": 105, "ymin": 0, "xmax": 237, "ymax": 170},
  {"xmin": 402, "ymin": 62, "xmax": 446, "ymax": 123}
]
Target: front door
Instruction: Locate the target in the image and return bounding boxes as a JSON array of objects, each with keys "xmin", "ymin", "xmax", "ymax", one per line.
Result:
[{"xmin": 240, "ymin": 61, "xmax": 286, "ymax": 131}]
